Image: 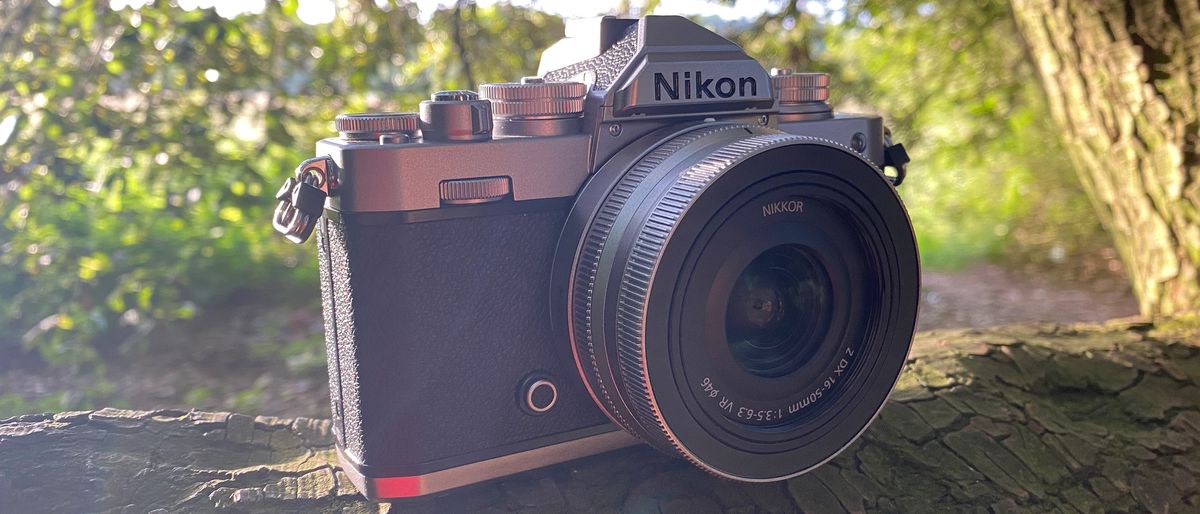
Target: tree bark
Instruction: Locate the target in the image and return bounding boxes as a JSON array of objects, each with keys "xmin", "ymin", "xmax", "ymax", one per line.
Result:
[
  {"xmin": 1, "ymin": 321, "xmax": 1198, "ymax": 512},
  {"xmin": 1008, "ymin": 0, "xmax": 1200, "ymax": 318}
]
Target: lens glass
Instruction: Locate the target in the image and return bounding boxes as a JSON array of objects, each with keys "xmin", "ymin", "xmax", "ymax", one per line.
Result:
[{"xmin": 725, "ymin": 244, "xmax": 832, "ymax": 378}]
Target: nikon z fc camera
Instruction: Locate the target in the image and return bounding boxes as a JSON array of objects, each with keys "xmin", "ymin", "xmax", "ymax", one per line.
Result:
[{"xmin": 271, "ymin": 15, "xmax": 918, "ymax": 501}]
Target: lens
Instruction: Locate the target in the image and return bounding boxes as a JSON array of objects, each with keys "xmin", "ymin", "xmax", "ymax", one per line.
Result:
[
  {"xmin": 557, "ymin": 123, "xmax": 920, "ymax": 481},
  {"xmin": 725, "ymin": 244, "xmax": 832, "ymax": 378}
]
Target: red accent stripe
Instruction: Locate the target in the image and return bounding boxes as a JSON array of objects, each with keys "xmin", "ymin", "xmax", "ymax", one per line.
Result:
[{"xmin": 372, "ymin": 476, "xmax": 424, "ymax": 498}]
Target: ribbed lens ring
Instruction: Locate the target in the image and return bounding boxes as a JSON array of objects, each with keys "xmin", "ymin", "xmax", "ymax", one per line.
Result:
[
  {"xmin": 572, "ymin": 124, "xmax": 847, "ymax": 469},
  {"xmin": 564, "ymin": 123, "xmax": 919, "ymax": 481},
  {"xmin": 611, "ymin": 133, "xmax": 813, "ymax": 462},
  {"xmin": 570, "ymin": 124, "xmax": 748, "ymax": 444}
]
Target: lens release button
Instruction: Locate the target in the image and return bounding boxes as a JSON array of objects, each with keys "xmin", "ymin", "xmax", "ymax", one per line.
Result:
[{"xmin": 521, "ymin": 377, "xmax": 558, "ymax": 415}]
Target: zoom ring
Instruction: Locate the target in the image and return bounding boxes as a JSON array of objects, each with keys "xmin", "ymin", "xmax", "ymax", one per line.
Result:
[{"xmin": 572, "ymin": 125, "xmax": 739, "ymax": 442}]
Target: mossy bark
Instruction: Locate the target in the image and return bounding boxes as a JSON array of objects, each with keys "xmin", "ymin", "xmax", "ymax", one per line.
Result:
[
  {"xmin": 2, "ymin": 322, "xmax": 1199, "ymax": 512},
  {"xmin": 1008, "ymin": 0, "xmax": 1200, "ymax": 317}
]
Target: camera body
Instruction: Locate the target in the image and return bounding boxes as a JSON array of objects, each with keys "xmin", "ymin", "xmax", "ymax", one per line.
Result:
[{"xmin": 273, "ymin": 15, "xmax": 913, "ymax": 501}]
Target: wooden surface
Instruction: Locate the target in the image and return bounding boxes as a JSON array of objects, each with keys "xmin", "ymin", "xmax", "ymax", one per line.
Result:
[{"xmin": 1, "ymin": 321, "xmax": 1199, "ymax": 513}]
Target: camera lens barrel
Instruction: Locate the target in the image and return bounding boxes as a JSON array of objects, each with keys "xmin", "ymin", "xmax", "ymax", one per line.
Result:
[{"xmin": 560, "ymin": 123, "xmax": 919, "ymax": 481}]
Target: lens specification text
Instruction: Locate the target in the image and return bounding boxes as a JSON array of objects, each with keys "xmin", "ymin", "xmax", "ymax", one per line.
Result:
[{"xmin": 699, "ymin": 346, "xmax": 855, "ymax": 423}]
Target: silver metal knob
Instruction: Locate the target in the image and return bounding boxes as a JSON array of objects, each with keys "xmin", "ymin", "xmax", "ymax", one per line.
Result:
[
  {"xmin": 770, "ymin": 69, "xmax": 832, "ymax": 120},
  {"xmin": 479, "ymin": 78, "xmax": 588, "ymax": 137},
  {"xmin": 480, "ymin": 78, "xmax": 588, "ymax": 117},
  {"xmin": 770, "ymin": 69, "xmax": 830, "ymax": 104},
  {"xmin": 335, "ymin": 112, "xmax": 420, "ymax": 142}
]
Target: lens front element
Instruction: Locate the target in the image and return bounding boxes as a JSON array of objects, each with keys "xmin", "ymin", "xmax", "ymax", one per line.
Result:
[
  {"xmin": 563, "ymin": 123, "xmax": 919, "ymax": 481},
  {"xmin": 726, "ymin": 244, "xmax": 833, "ymax": 379}
]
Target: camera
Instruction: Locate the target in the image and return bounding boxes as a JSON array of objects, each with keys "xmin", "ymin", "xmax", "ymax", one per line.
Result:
[{"xmin": 272, "ymin": 15, "xmax": 919, "ymax": 501}]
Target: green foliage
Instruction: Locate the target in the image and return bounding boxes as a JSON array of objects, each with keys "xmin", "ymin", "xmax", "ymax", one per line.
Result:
[
  {"xmin": 0, "ymin": 392, "xmax": 72, "ymax": 419},
  {"xmin": 726, "ymin": 0, "xmax": 1105, "ymax": 269},
  {"xmin": 0, "ymin": 0, "xmax": 561, "ymax": 371},
  {"xmin": 0, "ymin": 0, "xmax": 1111, "ymax": 383},
  {"xmin": 182, "ymin": 385, "xmax": 214, "ymax": 405},
  {"xmin": 0, "ymin": 379, "xmax": 119, "ymax": 418}
]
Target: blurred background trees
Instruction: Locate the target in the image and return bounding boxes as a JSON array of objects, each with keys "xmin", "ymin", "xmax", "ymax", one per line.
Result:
[
  {"xmin": 0, "ymin": 0, "xmax": 1130, "ymax": 414},
  {"xmin": 0, "ymin": 0, "xmax": 560, "ymax": 372},
  {"xmin": 1010, "ymin": 0, "xmax": 1200, "ymax": 318},
  {"xmin": 731, "ymin": 0, "xmax": 1105, "ymax": 271}
]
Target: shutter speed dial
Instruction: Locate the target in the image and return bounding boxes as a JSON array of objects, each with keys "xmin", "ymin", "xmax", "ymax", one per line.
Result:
[{"xmin": 480, "ymin": 77, "xmax": 589, "ymax": 137}]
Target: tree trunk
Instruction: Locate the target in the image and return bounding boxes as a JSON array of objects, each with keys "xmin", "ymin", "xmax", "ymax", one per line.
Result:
[
  {"xmin": 1008, "ymin": 0, "xmax": 1200, "ymax": 318},
  {"xmin": 1, "ymin": 322, "xmax": 1198, "ymax": 513}
]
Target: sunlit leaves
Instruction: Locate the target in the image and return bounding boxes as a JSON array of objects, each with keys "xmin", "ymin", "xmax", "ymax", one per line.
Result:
[
  {"xmin": 0, "ymin": 0, "xmax": 559, "ymax": 373},
  {"xmin": 730, "ymin": 0, "xmax": 1102, "ymax": 269}
]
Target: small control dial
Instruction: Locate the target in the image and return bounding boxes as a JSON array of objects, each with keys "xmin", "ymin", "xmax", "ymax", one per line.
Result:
[
  {"xmin": 519, "ymin": 374, "xmax": 558, "ymax": 415},
  {"xmin": 479, "ymin": 77, "xmax": 588, "ymax": 137},
  {"xmin": 769, "ymin": 69, "xmax": 830, "ymax": 104},
  {"xmin": 335, "ymin": 112, "xmax": 420, "ymax": 142},
  {"xmin": 770, "ymin": 69, "xmax": 832, "ymax": 120},
  {"xmin": 439, "ymin": 176, "xmax": 511, "ymax": 205}
]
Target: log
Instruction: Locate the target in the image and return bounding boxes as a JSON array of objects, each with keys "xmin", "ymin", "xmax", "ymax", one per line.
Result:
[{"xmin": 2, "ymin": 321, "xmax": 1198, "ymax": 513}]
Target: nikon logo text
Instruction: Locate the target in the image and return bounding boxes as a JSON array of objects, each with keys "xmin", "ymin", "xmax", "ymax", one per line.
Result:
[
  {"xmin": 762, "ymin": 200, "xmax": 804, "ymax": 217},
  {"xmin": 653, "ymin": 71, "xmax": 759, "ymax": 101}
]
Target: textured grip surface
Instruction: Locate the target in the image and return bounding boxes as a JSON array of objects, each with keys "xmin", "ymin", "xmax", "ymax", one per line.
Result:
[
  {"xmin": 317, "ymin": 206, "xmax": 610, "ymax": 474},
  {"xmin": 320, "ymin": 217, "xmax": 365, "ymax": 458}
]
